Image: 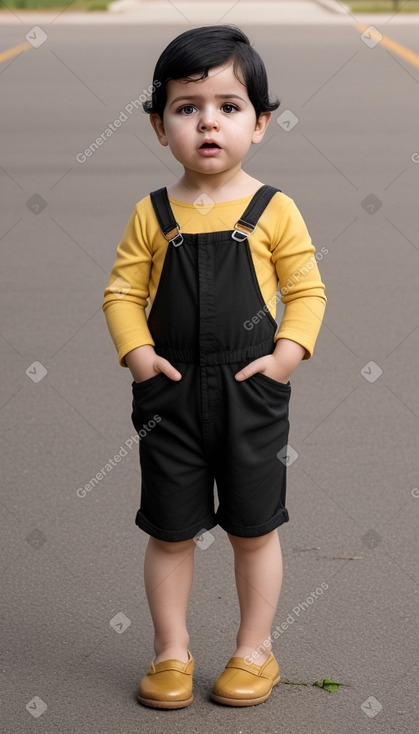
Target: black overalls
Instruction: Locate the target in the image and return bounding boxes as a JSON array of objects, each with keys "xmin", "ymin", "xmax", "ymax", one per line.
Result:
[{"xmin": 131, "ymin": 185, "xmax": 291, "ymax": 542}]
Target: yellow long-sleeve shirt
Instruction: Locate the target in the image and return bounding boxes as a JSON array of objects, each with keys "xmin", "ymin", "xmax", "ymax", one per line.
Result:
[{"xmin": 103, "ymin": 190, "xmax": 327, "ymax": 367}]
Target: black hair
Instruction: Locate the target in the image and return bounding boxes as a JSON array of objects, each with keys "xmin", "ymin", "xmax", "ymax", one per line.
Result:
[{"xmin": 143, "ymin": 25, "xmax": 280, "ymax": 120}]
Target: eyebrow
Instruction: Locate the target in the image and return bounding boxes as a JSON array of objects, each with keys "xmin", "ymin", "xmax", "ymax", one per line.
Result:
[{"xmin": 169, "ymin": 94, "xmax": 246, "ymax": 107}]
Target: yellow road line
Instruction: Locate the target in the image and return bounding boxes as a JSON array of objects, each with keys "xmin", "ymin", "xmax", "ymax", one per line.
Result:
[
  {"xmin": 0, "ymin": 41, "xmax": 32, "ymax": 65},
  {"xmin": 357, "ymin": 23, "xmax": 419, "ymax": 69}
]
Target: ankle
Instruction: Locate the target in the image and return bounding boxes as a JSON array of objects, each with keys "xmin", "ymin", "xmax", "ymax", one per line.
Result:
[
  {"xmin": 154, "ymin": 646, "xmax": 190, "ymax": 664},
  {"xmin": 154, "ymin": 636, "xmax": 190, "ymax": 664},
  {"xmin": 233, "ymin": 643, "xmax": 272, "ymax": 666}
]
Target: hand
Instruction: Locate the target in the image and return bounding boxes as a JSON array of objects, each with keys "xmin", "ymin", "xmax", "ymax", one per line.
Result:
[
  {"xmin": 125, "ymin": 345, "xmax": 182, "ymax": 383},
  {"xmin": 234, "ymin": 338, "xmax": 306, "ymax": 384},
  {"xmin": 235, "ymin": 354, "xmax": 290, "ymax": 385}
]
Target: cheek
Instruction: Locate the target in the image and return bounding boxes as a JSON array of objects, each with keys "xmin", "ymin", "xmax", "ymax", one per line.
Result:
[
  {"xmin": 229, "ymin": 115, "xmax": 257, "ymax": 140},
  {"xmin": 165, "ymin": 118, "xmax": 191, "ymax": 145},
  {"xmin": 231, "ymin": 127, "xmax": 255, "ymax": 149}
]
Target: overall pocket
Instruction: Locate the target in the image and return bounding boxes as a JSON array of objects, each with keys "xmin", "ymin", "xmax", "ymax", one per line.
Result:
[
  {"xmin": 131, "ymin": 373, "xmax": 170, "ymax": 434},
  {"xmin": 235, "ymin": 359, "xmax": 291, "ymax": 393},
  {"xmin": 249, "ymin": 371, "xmax": 291, "ymax": 392}
]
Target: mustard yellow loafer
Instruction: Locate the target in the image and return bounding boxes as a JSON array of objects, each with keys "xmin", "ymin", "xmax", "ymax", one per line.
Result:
[
  {"xmin": 211, "ymin": 653, "xmax": 280, "ymax": 706},
  {"xmin": 138, "ymin": 650, "xmax": 194, "ymax": 709}
]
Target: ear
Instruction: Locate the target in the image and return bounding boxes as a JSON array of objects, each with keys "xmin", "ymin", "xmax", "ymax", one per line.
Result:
[
  {"xmin": 150, "ymin": 113, "xmax": 168, "ymax": 146},
  {"xmin": 251, "ymin": 111, "xmax": 272, "ymax": 144}
]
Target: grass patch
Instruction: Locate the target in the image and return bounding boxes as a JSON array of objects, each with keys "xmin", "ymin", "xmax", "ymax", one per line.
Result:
[
  {"xmin": 345, "ymin": 0, "xmax": 419, "ymax": 11},
  {"xmin": 0, "ymin": 0, "xmax": 109, "ymax": 10}
]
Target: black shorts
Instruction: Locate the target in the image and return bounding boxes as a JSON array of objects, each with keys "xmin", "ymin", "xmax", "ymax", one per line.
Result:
[{"xmin": 131, "ymin": 359, "xmax": 291, "ymax": 542}]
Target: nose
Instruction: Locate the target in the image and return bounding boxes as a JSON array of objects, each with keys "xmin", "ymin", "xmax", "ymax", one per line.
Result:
[{"xmin": 198, "ymin": 109, "xmax": 220, "ymax": 131}]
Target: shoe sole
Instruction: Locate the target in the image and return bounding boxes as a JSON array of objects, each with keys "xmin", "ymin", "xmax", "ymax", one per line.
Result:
[
  {"xmin": 210, "ymin": 674, "xmax": 280, "ymax": 707},
  {"xmin": 138, "ymin": 694, "xmax": 193, "ymax": 709}
]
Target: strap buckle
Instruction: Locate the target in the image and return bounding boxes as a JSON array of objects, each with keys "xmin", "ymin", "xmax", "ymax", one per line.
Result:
[
  {"xmin": 164, "ymin": 225, "xmax": 183, "ymax": 247},
  {"xmin": 231, "ymin": 219, "xmax": 255, "ymax": 242}
]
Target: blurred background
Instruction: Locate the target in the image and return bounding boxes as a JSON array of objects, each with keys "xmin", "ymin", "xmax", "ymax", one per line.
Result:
[{"xmin": 1, "ymin": 2, "xmax": 418, "ymax": 733}]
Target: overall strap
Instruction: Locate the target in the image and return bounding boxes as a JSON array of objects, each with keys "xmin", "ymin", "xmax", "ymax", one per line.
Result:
[
  {"xmin": 150, "ymin": 184, "xmax": 281, "ymax": 246},
  {"xmin": 232, "ymin": 185, "xmax": 281, "ymax": 242},
  {"xmin": 150, "ymin": 187, "xmax": 183, "ymax": 247}
]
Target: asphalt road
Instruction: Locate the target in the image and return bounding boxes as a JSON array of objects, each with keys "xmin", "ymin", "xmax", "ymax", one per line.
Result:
[{"xmin": 1, "ymin": 15, "xmax": 419, "ymax": 734}]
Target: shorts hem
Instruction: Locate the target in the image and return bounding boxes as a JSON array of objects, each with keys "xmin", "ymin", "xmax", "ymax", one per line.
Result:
[
  {"xmin": 135, "ymin": 509, "xmax": 217, "ymax": 542},
  {"xmin": 216, "ymin": 507, "xmax": 289, "ymax": 538}
]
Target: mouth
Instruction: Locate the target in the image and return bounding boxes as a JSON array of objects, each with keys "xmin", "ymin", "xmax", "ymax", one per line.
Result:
[{"xmin": 199, "ymin": 141, "xmax": 221, "ymax": 149}]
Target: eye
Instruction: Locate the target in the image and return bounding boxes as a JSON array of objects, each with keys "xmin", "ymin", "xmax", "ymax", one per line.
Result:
[
  {"xmin": 179, "ymin": 105, "xmax": 196, "ymax": 115},
  {"xmin": 222, "ymin": 103, "xmax": 239, "ymax": 114}
]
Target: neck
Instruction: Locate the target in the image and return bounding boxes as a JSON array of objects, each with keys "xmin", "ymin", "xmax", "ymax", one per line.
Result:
[{"xmin": 178, "ymin": 165, "xmax": 251, "ymax": 199}]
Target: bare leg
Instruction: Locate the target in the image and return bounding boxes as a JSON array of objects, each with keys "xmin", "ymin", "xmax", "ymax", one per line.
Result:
[
  {"xmin": 227, "ymin": 529, "xmax": 283, "ymax": 664},
  {"xmin": 143, "ymin": 536, "xmax": 196, "ymax": 663}
]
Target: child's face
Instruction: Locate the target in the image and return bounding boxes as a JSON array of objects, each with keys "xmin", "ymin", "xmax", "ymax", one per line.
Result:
[{"xmin": 150, "ymin": 62, "xmax": 271, "ymax": 178}]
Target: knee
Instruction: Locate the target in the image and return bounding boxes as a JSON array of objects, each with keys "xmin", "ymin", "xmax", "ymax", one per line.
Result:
[
  {"xmin": 227, "ymin": 529, "xmax": 278, "ymax": 552},
  {"xmin": 149, "ymin": 536, "xmax": 196, "ymax": 554}
]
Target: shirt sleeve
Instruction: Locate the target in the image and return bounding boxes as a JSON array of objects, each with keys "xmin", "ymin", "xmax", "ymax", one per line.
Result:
[
  {"xmin": 102, "ymin": 205, "xmax": 155, "ymax": 367},
  {"xmin": 271, "ymin": 197, "xmax": 327, "ymax": 359}
]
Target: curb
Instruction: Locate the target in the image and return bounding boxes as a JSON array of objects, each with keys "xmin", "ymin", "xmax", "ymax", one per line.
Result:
[{"xmin": 313, "ymin": 0, "xmax": 351, "ymax": 14}]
